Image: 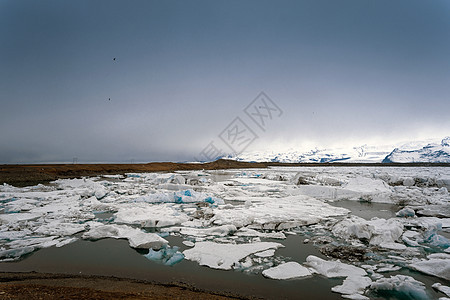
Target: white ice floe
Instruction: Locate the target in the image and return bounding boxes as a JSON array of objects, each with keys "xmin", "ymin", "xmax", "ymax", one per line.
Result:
[
  {"xmin": 131, "ymin": 189, "xmax": 224, "ymax": 205},
  {"xmin": 305, "ymin": 255, "xmax": 367, "ymax": 278},
  {"xmin": 262, "ymin": 262, "xmax": 312, "ymax": 279},
  {"xmin": 161, "ymin": 225, "xmax": 237, "ymax": 237},
  {"xmin": 332, "ymin": 216, "xmax": 405, "ymax": 250},
  {"xmin": 114, "ymin": 205, "xmax": 189, "ymax": 228},
  {"xmin": 331, "ymin": 275, "xmax": 372, "ymax": 296},
  {"xmin": 396, "ymin": 207, "xmax": 415, "ymax": 218},
  {"xmin": 82, "ymin": 224, "xmax": 167, "ymax": 249},
  {"xmin": 341, "ymin": 294, "xmax": 369, "ymax": 300},
  {"xmin": 182, "ymin": 240, "xmax": 195, "ymax": 247},
  {"xmin": 433, "ymin": 283, "xmax": 450, "ymax": 297},
  {"xmin": 211, "ymin": 195, "xmax": 349, "ymax": 229},
  {"xmin": 34, "ymin": 221, "xmax": 86, "ymax": 236},
  {"xmin": 235, "ymin": 227, "xmax": 286, "ymax": 239},
  {"xmin": 0, "ymin": 212, "xmax": 41, "ymax": 224},
  {"xmin": 254, "ymin": 249, "xmax": 276, "ymax": 258},
  {"xmin": 183, "ymin": 241, "xmax": 283, "ymax": 270},
  {"xmin": 370, "ymin": 275, "xmax": 428, "ymax": 300},
  {"xmin": 376, "ymin": 264, "xmax": 402, "ymax": 273},
  {"xmin": 409, "ymin": 258, "xmax": 450, "ymax": 280}
]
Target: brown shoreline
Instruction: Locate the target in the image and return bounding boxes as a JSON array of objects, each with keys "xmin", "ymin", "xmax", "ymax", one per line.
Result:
[
  {"xmin": 0, "ymin": 272, "xmax": 248, "ymax": 299},
  {"xmin": 1, "ymin": 159, "xmax": 449, "ymax": 187}
]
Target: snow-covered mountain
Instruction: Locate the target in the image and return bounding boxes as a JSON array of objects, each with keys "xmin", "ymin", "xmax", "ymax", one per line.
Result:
[
  {"xmin": 225, "ymin": 137, "xmax": 450, "ymax": 163},
  {"xmin": 383, "ymin": 137, "xmax": 450, "ymax": 163}
]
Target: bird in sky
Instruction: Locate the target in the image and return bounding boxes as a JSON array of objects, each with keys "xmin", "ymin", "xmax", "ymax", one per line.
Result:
[
  {"xmin": 108, "ymin": 98, "xmax": 111, "ymax": 101},
  {"xmin": 113, "ymin": 58, "xmax": 116, "ymax": 61}
]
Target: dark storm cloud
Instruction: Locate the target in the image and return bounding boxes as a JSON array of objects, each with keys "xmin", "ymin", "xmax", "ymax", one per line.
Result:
[{"xmin": 1, "ymin": 0, "xmax": 449, "ymax": 163}]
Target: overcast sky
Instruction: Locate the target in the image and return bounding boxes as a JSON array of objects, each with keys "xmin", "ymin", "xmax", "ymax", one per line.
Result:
[{"xmin": 1, "ymin": 0, "xmax": 449, "ymax": 163}]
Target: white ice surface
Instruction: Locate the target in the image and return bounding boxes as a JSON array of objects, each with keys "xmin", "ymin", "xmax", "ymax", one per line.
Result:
[
  {"xmin": 183, "ymin": 241, "xmax": 283, "ymax": 270},
  {"xmin": 409, "ymin": 258, "xmax": 450, "ymax": 280},
  {"xmin": 370, "ymin": 275, "xmax": 428, "ymax": 300},
  {"xmin": 305, "ymin": 255, "xmax": 367, "ymax": 278},
  {"xmin": 331, "ymin": 275, "xmax": 372, "ymax": 295},
  {"xmin": 433, "ymin": 283, "xmax": 450, "ymax": 297},
  {"xmin": 82, "ymin": 224, "xmax": 168, "ymax": 249},
  {"xmin": 262, "ymin": 262, "xmax": 312, "ymax": 279}
]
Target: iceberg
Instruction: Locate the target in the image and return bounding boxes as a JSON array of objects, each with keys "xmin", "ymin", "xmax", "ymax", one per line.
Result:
[
  {"xmin": 422, "ymin": 225, "xmax": 450, "ymax": 249},
  {"xmin": 396, "ymin": 207, "xmax": 415, "ymax": 218},
  {"xmin": 211, "ymin": 195, "xmax": 349, "ymax": 229},
  {"xmin": 432, "ymin": 283, "xmax": 450, "ymax": 297},
  {"xmin": 82, "ymin": 224, "xmax": 168, "ymax": 249},
  {"xmin": 332, "ymin": 216, "xmax": 405, "ymax": 250},
  {"xmin": 114, "ymin": 205, "xmax": 189, "ymax": 228},
  {"xmin": 161, "ymin": 225, "xmax": 237, "ymax": 237},
  {"xmin": 0, "ymin": 246, "xmax": 35, "ymax": 261},
  {"xmin": 409, "ymin": 258, "xmax": 450, "ymax": 280},
  {"xmin": 144, "ymin": 245, "xmax": 185, "ymax": 266},
  {"xmin": 183, "ymin": 241, "xmax": 283, "ymax": 270},
  {"xmin": 262, "ymin": 262, "xmax": 312, "ymax": 280},
  {"xmin": 370, "ymin": 275, "xmax": 428, "ymax": 300},
  {"xmin": 331, "ymin": 275, "xmax": 372, "ymax": 296},
  {"xmin": 305, "ymin": 255, "xmax": 367, "ymax": 278}
]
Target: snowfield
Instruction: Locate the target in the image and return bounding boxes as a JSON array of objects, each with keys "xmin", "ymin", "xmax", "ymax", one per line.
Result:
[{"xmin": 0, "ymin": 166, "xmax": 449, "ymax": 299}]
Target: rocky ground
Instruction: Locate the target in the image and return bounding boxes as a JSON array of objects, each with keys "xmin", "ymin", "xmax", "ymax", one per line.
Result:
[{"xmin": 0, "ymin": 272, "xmax": 243, "ymax": 300}]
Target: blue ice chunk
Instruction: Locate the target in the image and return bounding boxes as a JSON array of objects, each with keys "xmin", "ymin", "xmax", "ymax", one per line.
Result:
[
  {"xmin": 3, "ymin": 207, "xmax": 21, "ymax": 213},
  {"xmin": 423, "ymin": 225, "xmax": 450, "ymax": 248},
  {"xmin": 157, "ymin": 232, "xmax": 170, "ymax": 238},
  {"xmin": 165, "ymin": 252, "xmax": 185, "ymax": 266},
  {"xmin": 204, "ymin": 196, "xmax": 214, "ymax": 204},
  {"xmin": 0, "ymin": 197, "xmax": 16, "ymax": 204},
  {"xmin": 174, "ymin": 194, "xmax": 183, "ymax": 204},
  {"xmin": 127, "ymin": 174, "xmax": 141, "ymax": 178},
  {"xmin": 145, "ymin": 248, "xmax": 164, "ymax": 261},
  {"xmin": 184, "ymin": 190, "xmax": 192, "ymax": 197},
  {"xmin": 425, "ymin": 233, "xmax": 450, "ymax": 248},
  {"xmin": 144, "ymin": 245, "xmax": 184, "ymax": 266},
  {"xmin": 0, "ymin": 246, "xmax": 35, "ymax": 260},
  {"xmin": 396, "ymin": 207, "xmax": 415, "ymax": 218}
]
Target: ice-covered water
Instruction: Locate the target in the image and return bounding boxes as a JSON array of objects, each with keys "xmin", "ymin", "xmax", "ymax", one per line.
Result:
[{"xmin": 0, "ymin": 166, "xmax": 449, "ymax": 299}]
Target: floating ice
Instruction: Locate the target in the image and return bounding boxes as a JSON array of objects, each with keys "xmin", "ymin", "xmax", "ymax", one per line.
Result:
[
  {"xmin": 183, "ymin": 241, "xmax": 283, "ymax": 270},
  {"xmin": 144, "ymin": 245, "xmax": 184, "ymax": 266},
  {"xmin": 403, "ymin": 177, "xmax": 415, "ymax": 187},
  {"xmin": 422, "ymin": 225, "xmax": 450, "ymax": 249},
  {"xmin": 0, "ymin": 212, "xmax": 41, "ymax": 224},
  {"xmin": 332, "ymin": 216, "xmax": 405, "ymax": 250},
  {"xmin": 235, "ymin": 227, "xmax": 286, "ymax": 239},
  {"xmin": 211, "ymin": 195, "xmax": 349, "ymax": 229},
  {"xmin": 132, "ymin": 190, "xmax": 224, "ymax": 205},
  {"xmin": 83, "ymin": 224, "xmax": 168, "ymax": 249},
  {"xmin": 416, "ymin": 204, "xmax": 450, "ymax": 218},
  {"xmin": 341, "ymin": 294, "xmax": 369, "ymax": 300},
  {"xmin": 182, "ymin": 240, "xmax": 195, "ymax": 247},
  {"xmin": 254, "ymin": 249, "xmax": 275, "ymax": 258},
  {"xmin": 34, "ymin": 221, "xmax": 86, "ymax": 236},
  {"xmin": 305, "ymin": 255, "xmax": 367, "ymax": 278},
  {"xmin": 114, "ymin": 205, "xmax": 189, "ymax": 228},
  {"xmin": 262, "ymin": 262, "xmax": 312, "ymax": 280},
  {"xmin": 432, "ymin": 283, "xmax": 450, "ymax": 297},
  {"xmin": 0, "ymin": 246, "xmax": 35, "ymax": 261},
  {"xmin": 409, "ymin": 258, "xmax": 450, "ymax": 280},
  {"xmin": 396, "ymin": 207, "xmax": 415, "ymax": 218},
  {"xmin": 370, "ymin": 275, "xmax": 428, "ymax": 300},
  {"xmin": 1, "ymin": 166, "xmax": 449, "ymax": 299},
  {"xmin": 331, "ymin": 275, "xmax": 372, "ymax": 296},
  {"xmin": 162, "ymin": 225, "xmax": 237, "ymax": 237}
]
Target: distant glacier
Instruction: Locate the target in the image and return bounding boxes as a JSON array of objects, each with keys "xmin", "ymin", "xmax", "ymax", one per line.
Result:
[{"xmin": 225, "ymin": 137, "xmax": 450, "ymax": 163}]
